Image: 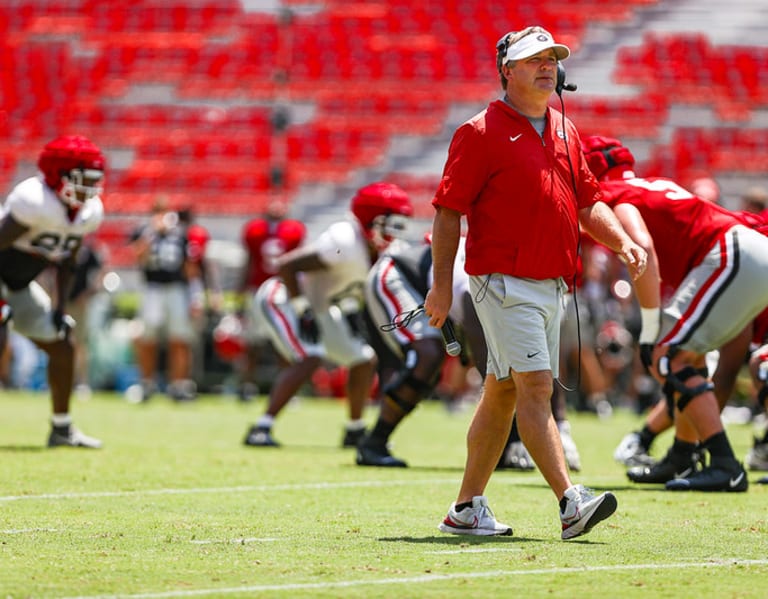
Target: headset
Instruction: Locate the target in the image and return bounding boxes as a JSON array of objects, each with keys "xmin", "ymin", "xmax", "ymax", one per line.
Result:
[{"xmin": 495, "ymin": 32, "xmax": 512, "ymax": 72}]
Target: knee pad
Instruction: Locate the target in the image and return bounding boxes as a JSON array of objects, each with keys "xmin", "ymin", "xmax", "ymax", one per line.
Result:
[
  {"xmin": 383, "ymin": 349, "xmax": 440, "ymax": 413},
  {"xmin": 662, "ymin": 365, "xmax": 713, "ymax": 412}
]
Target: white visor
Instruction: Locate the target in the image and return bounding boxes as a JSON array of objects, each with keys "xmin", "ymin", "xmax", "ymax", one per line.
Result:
[{"xmin": 503, "ymin": 30, "xmax": 570, "ymax": 65}]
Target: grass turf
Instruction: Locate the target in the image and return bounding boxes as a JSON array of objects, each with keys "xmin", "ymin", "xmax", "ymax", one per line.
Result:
[{"xmin": 1, "ymin": 390, "xmax": 766, "ymax": 598}]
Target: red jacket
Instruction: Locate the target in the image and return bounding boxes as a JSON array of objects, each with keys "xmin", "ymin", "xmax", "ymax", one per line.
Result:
[{"xmin": 432, "ymin": 100, "xmax": 600, "ymax": 279}]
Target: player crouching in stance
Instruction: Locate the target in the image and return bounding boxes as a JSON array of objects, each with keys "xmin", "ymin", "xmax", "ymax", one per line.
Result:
[
  {"xmin": 0, "ymin": 135, "xmax": 106, "ymax": 448},
  {"xmin": 582, "ymin": 134, "xmax": 767, "ymax": 491},
  {"xmin": 357, "ymin": 235, "xmax": 485, "ymax": 467},
  {"xmin": 242, "ymin": 183, "xmax": 413, "ymax": 448}
]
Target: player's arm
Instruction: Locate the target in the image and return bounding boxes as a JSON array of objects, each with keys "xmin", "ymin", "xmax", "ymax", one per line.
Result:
[
  {"xmin": 129, "ymin": 225, "xmax": 153, "ymax": 263},
  {"xmin": 0, "ymin": 213, "xmax": 30, "ymax": 250},
  {"xmin": 276, "ymin": 247, "xmax": 327, "ymax": 299},
  {"xmin": 48, "ymin": 242, "xmax": 81, "ymax": 339},
  {"xmin": 56, "ymin": 242, "xmax": 81, "ymax": 312},
  {"xmin": 610, "ymin": 203, "xmax": 661, "ymax": 311}
]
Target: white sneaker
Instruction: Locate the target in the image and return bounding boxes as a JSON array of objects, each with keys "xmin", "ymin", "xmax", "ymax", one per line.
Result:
[
  {"xmin": 613, "ymin": 431, "xmax": 655, "ymax": 467},
  {"xmin": 746, "ymin": 439, "xmax": 768, "ymax": 471},
  {"xmin": 560, "ymin": 484, "xmax": 617, "ymax": 540},
  {"xmin": 47, "ymin": 425, "xmax": 103, "ymax": 449},
  {"xmin": 438, "ymin": 496, "xmax": 513, "ymax": 536},
  {"xmin": 558, "ymin": 421, "xmax": 582, "ymax": 472}
]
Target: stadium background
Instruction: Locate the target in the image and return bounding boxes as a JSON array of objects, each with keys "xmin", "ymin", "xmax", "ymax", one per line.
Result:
[{"xmin": 1, "ymin": 0, "xmax": 766, "ymax": 392}]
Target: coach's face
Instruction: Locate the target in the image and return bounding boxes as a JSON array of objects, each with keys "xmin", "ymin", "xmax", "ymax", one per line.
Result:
[{"xmin": 503, "ymin": 48, "xmax": 558, "ymax": 105}]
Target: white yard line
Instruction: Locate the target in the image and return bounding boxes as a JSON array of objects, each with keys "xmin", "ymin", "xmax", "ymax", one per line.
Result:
[
  {"xmin": 61, "ymin": 559, "xmax": 768, "ymax": 599},
  {"xmin": 0, "ymin": 479, "xmax": 459, "ymax": 502},
  {"xmin": 0, "ymin": 527, "xmax": 58, "ymax": 534},
  {"xmin": 189, "ymin": 537, "xmax": 279, "ymax": 545}
]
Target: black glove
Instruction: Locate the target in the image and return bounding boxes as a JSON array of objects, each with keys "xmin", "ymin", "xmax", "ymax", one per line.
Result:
[
  {"xmin": 639, "ymin": 343, "xmax": 654, "ymax": 373},
  {"xmin": 298, "ymin": 308, "xmax": 320, "ymax": 344},
  {"xmin": 52, "ymin": 309, "xmax": 76, "ymax": 340}
]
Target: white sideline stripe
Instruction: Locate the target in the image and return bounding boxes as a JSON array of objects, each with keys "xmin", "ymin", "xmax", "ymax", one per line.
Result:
[
  {"xmin": 428, "ymin": 547, "xmax": 522, "ymax": 554},
  {"xmin": 190, "ymin": 537, "xmax": 278, "ymax": 545},
  {"xmin": 0, "ymin": 479, "xmax": 459, "ymax": 503},
  {"xmin": 0, "ymin": 527, "xmax": 58, "ymax": 534},
  {"xmin": 62, "ymin": 559, "xmax": 768, "ymax": 599}
]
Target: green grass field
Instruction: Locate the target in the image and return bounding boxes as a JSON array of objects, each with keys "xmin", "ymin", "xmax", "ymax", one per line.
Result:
[{"xmin": 1, "ymin": 390, "xmax": 766, "ymax": 598}]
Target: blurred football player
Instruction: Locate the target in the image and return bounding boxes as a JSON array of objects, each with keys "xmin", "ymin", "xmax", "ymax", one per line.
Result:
[
  {"xmin": 357, "ymin": 234, "xmax": 486, "ymax": 466},
  {"xmin": 236, "ymin": 200, "xmax": 305, "ymax": 401},
  {"xmin": 243, "ymin": 182, "xmax": 413, "ymax": 448},
  {"xmin": 129, "ymin": 197, "xmax": 200, "ymax": 402},
  {"xmin": 0, "ymin": 134, "xmax": 105, "ymax": 447}
]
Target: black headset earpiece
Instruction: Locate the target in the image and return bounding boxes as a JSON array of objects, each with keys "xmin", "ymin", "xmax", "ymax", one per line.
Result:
[
  {"xmin": 556, "ymin": 62, "xmax": 577, "ymax": 95},
  {"xmin": 496, "ymin": 32, "xmax": 513, "ymax": 72}
]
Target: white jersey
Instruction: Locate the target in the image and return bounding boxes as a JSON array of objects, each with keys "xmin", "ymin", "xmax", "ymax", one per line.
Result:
[
  {"xmin": 0, "ymin": 175, "xmax": 104, "ymax": 290},
  {"xmin": 301, "ymin": 217, "xmax": 372, "ymax": 311},
  {"xmin": 3, "ymin": 175, "xmax": 104, "ymax": 261}
]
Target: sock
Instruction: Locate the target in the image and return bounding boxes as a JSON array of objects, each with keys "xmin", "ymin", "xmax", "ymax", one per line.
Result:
[
  {"xmin": 671, "ymin": 437, "xmax": 698, "ymax": 458},
  {"xmin": 51, "ymin": 414, "xmax": 72, "ymax": 428},
  {"xmin": 638, "ymin": 425, "xmax": 657, "ymax": 451},
  {"xmin": 702, "ymin": 431, "xmax": 735, "ymax": 460},
  {"xmin": 346, "ymin": 419, "xmax": 366, "ymax": 431},
  {"xmin": 559, "ymin": 497, "xmax": 568, "ymax": 513},
  {"xmin": 368, "ymin": 419, "xmax": 396, "ymax": 446},
  {"xmin": 256, "ymin": 415, "xmax": 274, "ymax": 429},
  {"xmin": 455, "ymin": 501, "xmax": 473, "ymax": 512}
]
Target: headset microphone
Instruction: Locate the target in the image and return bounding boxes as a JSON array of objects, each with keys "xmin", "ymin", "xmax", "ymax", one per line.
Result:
[
  {"xmin": 556, "ymin": 62, "xmax": 577, "ymax": 95},
  {"xmin": 441, "ymin": 319, "xmax": 462, "ymax": 357}
]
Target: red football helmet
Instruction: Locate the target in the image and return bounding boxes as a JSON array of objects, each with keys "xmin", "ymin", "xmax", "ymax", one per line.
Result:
[
  {"xmin": 581, "ymin": 135, "xmax": 635, "ymax": 181},
  {"xmin": 38, "ymin": 135, "xmax": 106, "ymax": 207},
  {"xmin": 186, "ymin": 223, "xmax": 210, "ymax": 263},
  {"xmin": 212, "ymin": 314, "xmax": 246, "ymax": 362},
  {"xmin": 351, "ymin": 182, "xmax": 413, "ymax": 249}
]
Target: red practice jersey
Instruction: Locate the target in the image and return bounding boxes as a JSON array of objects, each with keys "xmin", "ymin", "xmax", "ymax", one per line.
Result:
[
  {"xmin": 599, "ymin": 176, "xmax": 752, "ymax": 290},
  {"xmin": 242, "ymin": 218, "xmax": 306, "ymax": 288}
]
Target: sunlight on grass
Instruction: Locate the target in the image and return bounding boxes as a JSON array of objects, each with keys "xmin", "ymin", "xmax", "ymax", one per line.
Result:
[{"xmin": 0, "ymin": 390, "xmax": 766, "ymax": 597}]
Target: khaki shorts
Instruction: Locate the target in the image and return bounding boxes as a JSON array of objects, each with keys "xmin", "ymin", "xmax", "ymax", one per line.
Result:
[{"xmin": 470, "ymin": 274, "xmax": 566, "ymax": 380}]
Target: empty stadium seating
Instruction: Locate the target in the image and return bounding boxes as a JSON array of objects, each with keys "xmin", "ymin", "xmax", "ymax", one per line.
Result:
[{"xmin": 0, "ymin": 0, "xmax": 765, "ymax": 270}]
